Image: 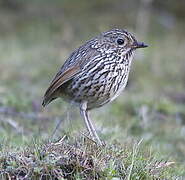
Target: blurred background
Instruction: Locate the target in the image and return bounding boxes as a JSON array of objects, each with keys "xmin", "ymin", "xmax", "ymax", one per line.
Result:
[{"xmin": 0, "ymin": 0, "xmax": 185, "ymax": 173}]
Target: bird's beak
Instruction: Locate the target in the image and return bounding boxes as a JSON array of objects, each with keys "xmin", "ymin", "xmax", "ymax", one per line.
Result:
[{"xmin": 132, "ymin": 41, "xmax": 148, "ymax": 49}]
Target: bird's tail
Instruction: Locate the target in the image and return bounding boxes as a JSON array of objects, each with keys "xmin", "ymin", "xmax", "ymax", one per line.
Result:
[{"xmin": 42, "ymin": 96, "xmax": 57, "ymax": 107}]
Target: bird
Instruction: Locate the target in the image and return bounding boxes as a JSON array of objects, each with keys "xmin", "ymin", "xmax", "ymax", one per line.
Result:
[{"xmin": 42, "ymin": 28, "xmax": 148, "ymax": 145}]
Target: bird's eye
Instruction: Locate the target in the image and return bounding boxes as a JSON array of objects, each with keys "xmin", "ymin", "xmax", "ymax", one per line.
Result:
[{"xmin": 117, "ymin": 38, "xmax": 125, "ymax": 45}]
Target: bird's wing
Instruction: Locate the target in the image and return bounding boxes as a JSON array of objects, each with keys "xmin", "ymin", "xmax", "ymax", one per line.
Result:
[
  {"xmin": 42, "ymin": 42, "xmax": 100, "ymax": 106},
  {"xmin": 42, "ymin": 64, "xmax": 80, "ymax": 106}
]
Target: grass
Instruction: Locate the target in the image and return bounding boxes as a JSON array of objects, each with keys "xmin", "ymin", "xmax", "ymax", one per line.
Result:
[
  {"xmin": 0, "ymin": 136, "xmax": 177, "ymax": 179},
  {"xmin": 0, "ymin": 1, "xmax": 185, "ymax": 179}
]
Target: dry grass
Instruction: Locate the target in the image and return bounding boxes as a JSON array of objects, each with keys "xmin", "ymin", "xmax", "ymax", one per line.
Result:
[{"xmin": 0, "ymin": 136, "xmax": 175, "ymax": 179}]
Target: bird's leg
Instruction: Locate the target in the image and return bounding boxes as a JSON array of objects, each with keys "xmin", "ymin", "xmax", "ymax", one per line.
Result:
[{"xmin": 80, "ymin": 101, "xmax": 103, "ymax": 145}]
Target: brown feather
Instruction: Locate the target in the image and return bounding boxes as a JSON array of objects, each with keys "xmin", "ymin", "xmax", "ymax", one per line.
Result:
[
  {"xmin": 42, "ymin": 43, "xmax": 101, "ymax": 107},
  {"xmin": 42, "ymin": 65, "xmax": 81, "ymax": 106}
]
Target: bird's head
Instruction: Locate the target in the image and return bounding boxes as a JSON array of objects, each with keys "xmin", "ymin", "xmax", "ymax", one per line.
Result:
[{"xmin": 95, "ymin": 28, "xmax": 148, "ymax": 56}]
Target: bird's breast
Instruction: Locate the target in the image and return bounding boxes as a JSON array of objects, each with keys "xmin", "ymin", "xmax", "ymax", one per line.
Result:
[{"xmin": 64, "ymin": 54, "xmax": 134, "ymax": 109}]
